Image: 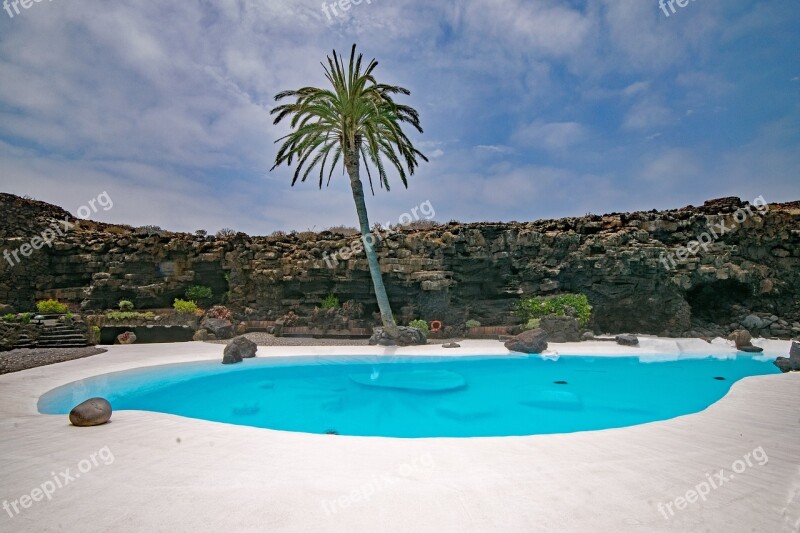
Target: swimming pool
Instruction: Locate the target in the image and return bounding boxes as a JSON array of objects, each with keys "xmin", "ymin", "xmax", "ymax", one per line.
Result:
[{"xmin": 38, "ymin": 355, "xmax": 780, "ymax": 437}]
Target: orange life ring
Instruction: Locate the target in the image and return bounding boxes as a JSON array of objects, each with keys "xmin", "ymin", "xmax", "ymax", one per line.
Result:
[{"xmin": 430, "ymin": 320, "xmax": 442, "ymax": 332}]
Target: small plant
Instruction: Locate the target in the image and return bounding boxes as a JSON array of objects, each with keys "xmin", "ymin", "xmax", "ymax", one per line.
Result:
[
  {"xmin": 138, "ymin": 225, "xmax": 165, "ymax": 236},
  {"xmin": 514, "ymin": 293, "xmax": 592, "ymax": 327},
  {"xmin": 216, "ymin": 228, "xmax": 236, "ymax": 239},
  {"xmin": 18, "ymin": 313, "xmax": 31, "ymax": 324},
  {"xmin": 409, "ymin": 319, "xmax": 429, "ymax": 337},
  {"xmin": 2, "ymin": 313, "xmax": 15, "ymax": 322},
  {"xmin": 118, "ymin": 300, "xmax": 134, "ymax": 311},
  {"xmin": 465, "ymin": 319, "xmax": 481, "ymax": 328},
  {"xmin": 36, "ymin": 299, "xmax": 68, "ymax": 314},
  {"xmin": 90, "ymin": 325, "xmax": 101, "ymax": 344},
  {"xmin": 173, "ymin": 299, "xmax": 198, "ymax": 315},
  {"xmin": 206, "ymin": 305, "xmax": 233, "ymax": 321},
  {"xmin": 321, "ymin": 294, "xmax": 340, "ymax": 310},
  {"xmin": 185, "ymin": 285, "xmax": 213, "ymax": 304},
  {"xmin": 326, "ymin": 225, "xmax": 359, "ymax": 236},
  {"xmin": 64, "ymin": 311, "xmax": 74, "ymax": 319},
  {"xmin": 105, "ymin": 225, "xmax": 129, "ymax": 235},
  {"xmin": 522, "ymin": 318, "xmax": 541, "ymax": 331},
  {"xmin": 105, "ymin": 311, "xmax": 156, "ymax": 321},
  {"xmin": 341, "ymin": 299, "xmax": 364, "ymax": 319}
]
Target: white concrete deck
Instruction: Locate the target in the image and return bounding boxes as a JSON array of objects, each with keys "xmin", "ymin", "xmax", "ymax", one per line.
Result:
[{"xmin": 1, "ymin": 338, "xmax": 798, "ymax": 532}]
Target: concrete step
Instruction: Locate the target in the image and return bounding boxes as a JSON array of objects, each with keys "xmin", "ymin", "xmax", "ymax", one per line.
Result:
[
  {"xmin": 37, "ymin": 341, "xmax": 89, "ymax": 347},
  {"xmin": 39, "ymin": 333, "xmax": 86, "ymax": 339}
]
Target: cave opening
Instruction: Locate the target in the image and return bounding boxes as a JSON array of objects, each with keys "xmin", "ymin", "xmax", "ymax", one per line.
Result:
[{"xmin": 686, "ymin": 280, "xmax": 752, "ymax": 324}]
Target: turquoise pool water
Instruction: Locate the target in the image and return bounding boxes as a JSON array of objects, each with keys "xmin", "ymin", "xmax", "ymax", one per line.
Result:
[{"xmin": 38, "ymin": 355, "xmax": 780, "ymax": 437}]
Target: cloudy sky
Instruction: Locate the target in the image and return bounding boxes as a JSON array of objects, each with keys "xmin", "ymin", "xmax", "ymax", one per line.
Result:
[{"xmin": 0, "ymin": 0, "xmax": 798, "ymax": 235}]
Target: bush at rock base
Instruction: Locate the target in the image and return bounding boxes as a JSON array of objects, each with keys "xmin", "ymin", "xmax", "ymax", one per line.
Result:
[{"xmin": 514, "ymin": 293, "xmax": 592, "ymax": 327}]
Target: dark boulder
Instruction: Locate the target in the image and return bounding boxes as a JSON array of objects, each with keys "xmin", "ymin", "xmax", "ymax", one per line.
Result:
[
  {"xmin": 201, "ymin": 318, "xmax": 234, "ymax": 340},
  {"xmin": 775, "ymin": 341, "xmax": 800, "ymax": 372},
  {"xmin": 540, "ymin": 315, "xmax": 581, "ymax": 343},
  {"xmin": 616, "ymin": 334, "xmax": 639, "ymax": 346},
  {"xmin": 443, "ymin": 342, "xmax": 461, "ymax": 348},
  {"xmin": 738, "ymin": 345, "xmax": 763, "ymax": 353},
  {"xmin": 69, "ymin": 397, "xmax": 112, "ymax": 427},
  {"xmin": 504, "ymin": 328, "xmax": 549, "ymax": 354},
  {"xmin": 369, "ymin": 326, "xmax": 427, "ymax": 347},
  {"xmin": 224, "ymin": 335, "xmax": 258, "ymax": 359},
  {"xmin": 222, "ymin": 350, "xmax": 243, "ymax": 364},
  {"xmin": 774, "ymin": 357, "xmax": 800, "ymax": 372}
]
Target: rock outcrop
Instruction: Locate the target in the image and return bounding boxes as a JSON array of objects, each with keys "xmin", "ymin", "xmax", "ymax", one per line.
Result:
[
  {"xmin": 2, "ymin": 194, "xmax": 799, "ymax": 338},
  {"xmin": 504, "ymin": 329, "xmax": 549, "ymax": 354},
  {"xmin": 201, "ymin": 318, "xmax": 234, "ymax": 340},
  {"xmin": 224, "ymin": 335, "xmax": 257, "ymax": 359},
  {"xmin": 539, "ymin": 315, "xmax": 581, "ymax": 342},
  {"xmin": 774, "ymin": 341, "xmax": 800, "ymax": 372},
  {"xmin": 368, "ymin": 326, "xmax": 427, "ymax": 346}
]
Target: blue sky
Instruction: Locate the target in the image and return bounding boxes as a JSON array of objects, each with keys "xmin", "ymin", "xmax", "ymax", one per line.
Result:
[{"xmin": 0, "ymin": 0, "xmax": 798, "ymax": 235}]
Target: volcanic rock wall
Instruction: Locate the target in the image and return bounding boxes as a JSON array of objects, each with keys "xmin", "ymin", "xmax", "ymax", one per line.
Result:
[{"xmin": 1, "ymin": 193, "xmax": 799, "ymax": 337}]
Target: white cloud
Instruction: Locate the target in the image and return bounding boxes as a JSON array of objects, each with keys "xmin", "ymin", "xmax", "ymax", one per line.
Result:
[
  {"xmin": 513, "ymin": 121, "xmax": 587, "ymax": 152},
  {"xmin": 623, "ymin": 99, "xmax": 675, "ymax": 131}
]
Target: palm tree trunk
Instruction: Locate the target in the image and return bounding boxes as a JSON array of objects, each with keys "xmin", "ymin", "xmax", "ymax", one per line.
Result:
[{"xmin": 344, "ymin": 147, "xmax": 400, "ymax": 339}]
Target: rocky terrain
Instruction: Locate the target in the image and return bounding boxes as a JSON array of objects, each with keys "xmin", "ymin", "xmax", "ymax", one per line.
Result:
[{"xmin": 1, "ymin": 193, "xmax": 798, "ymax": 338}]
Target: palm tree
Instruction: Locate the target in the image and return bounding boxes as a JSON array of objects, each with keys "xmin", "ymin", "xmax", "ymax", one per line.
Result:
[{"xmin": 270, "ymin": 44, "xmax": 427, "ymax": 340}]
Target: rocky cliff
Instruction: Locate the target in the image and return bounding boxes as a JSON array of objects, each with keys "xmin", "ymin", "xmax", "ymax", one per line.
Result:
[{"xmin": 1, "ymin": 193, "xmax": 798, "ymax": 337}]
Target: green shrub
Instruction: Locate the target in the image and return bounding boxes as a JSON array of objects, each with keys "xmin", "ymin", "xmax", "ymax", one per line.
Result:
[
  {"xmin": 465, "ymin": 319, "xmax": 481, "ymax": 328},
  {"xmin": 185, "ymin": 285, "xmax": 213, "ymax": 303},
  {"xmin": 90, "ymin": 325, "xmax": 101, "ymax": 344},
  {"xmin": 64, "ymin": 311, "xmax": 74, "ymax": 319},
  {"xmin": 2, "ymin": 313, "xmax": 14, "ymax": 322},
  {"xmin": 514, "ymin": 293, "xmax": 592, "ymax": 327},
  {"xmin": 409, "ymin": 319, "xmax": 429, "ymax": 337},
  {"xmin": 173, "ymin": 299, "xmax": 198, "ymax": 315},
  {"xmin": 321, "ymin": 294, "xmax": 340, "ymax": 310},
  {"xmin": 118, "ymin": 300, "xmax": 134, "ymax": 311},
  {"xmin": 36, "ymin": 299, "xmax": 68, "ymax": 314},
  {"xmin": 105, "ymin": 311, "xmax": 156, "ymax": 321},
  {"xmin": 522, "ymin": 318, "xmax": 541, "ymax": 331},
  {"xmin": 18, "ymin": 313, "xmax": 31, "ymax": 324}
]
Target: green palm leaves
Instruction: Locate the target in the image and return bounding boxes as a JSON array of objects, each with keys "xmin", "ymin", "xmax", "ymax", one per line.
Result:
[{"xmin": 270, "ymin": 44, "xmax": 427, "ymax": 193}]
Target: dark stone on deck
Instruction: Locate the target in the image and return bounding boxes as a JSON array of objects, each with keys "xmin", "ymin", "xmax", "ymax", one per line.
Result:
[
  {"xmin": 224, "ymin": 335, "xmax": 258, "ymax": 359},
  {"xmin": 616, "ymin": 334, "xmax": 639, "ymax": 346},
  {"xmin": 737, "ymin": 345, "xmax": 763, "ymax": 353},
  {"xmin": 504, "ymin": 329, "xmax": 548, "ymax": 354},
  {"xmin": 69, "ymin": 397, "xmax": 112, "ymax": 427}
]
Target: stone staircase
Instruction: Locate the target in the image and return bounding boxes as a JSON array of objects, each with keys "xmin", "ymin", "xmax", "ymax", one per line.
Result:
[{"xmin": 37, "ymin": 323, "xmax": 90, "ymax": 348}]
